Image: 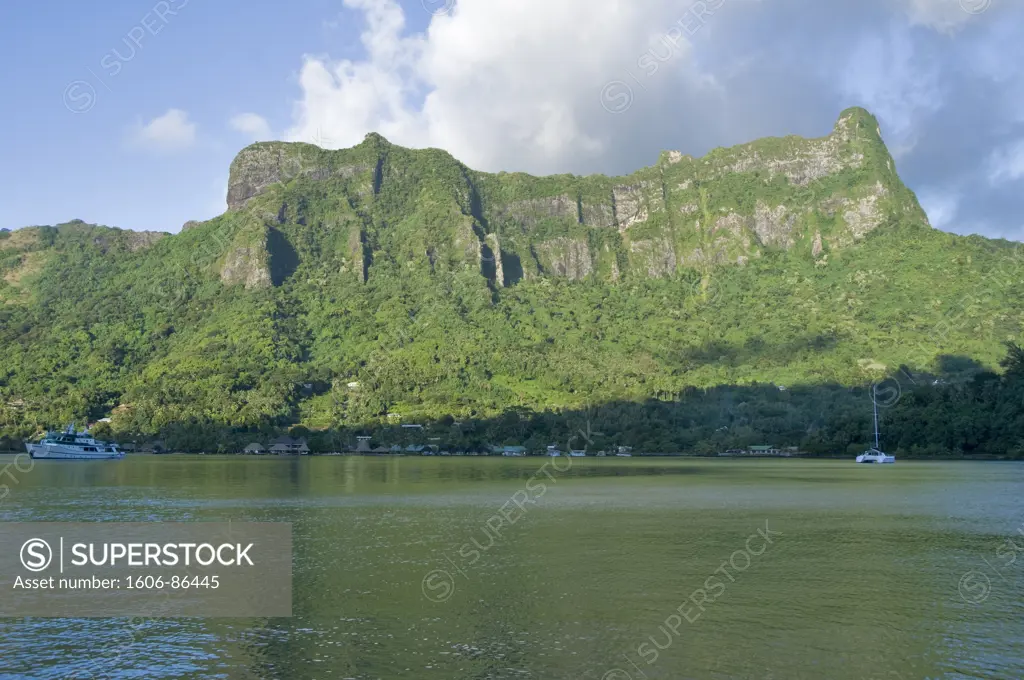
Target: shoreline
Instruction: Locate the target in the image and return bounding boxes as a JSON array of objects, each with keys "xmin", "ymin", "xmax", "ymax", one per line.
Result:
[{"xmin": 3, "ymin": 451, "xmax": 1019, "ymax": 461}]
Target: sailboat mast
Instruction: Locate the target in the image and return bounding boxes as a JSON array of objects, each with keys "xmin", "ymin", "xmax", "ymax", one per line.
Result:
[{"xmin": 872, "ymin": 389, "xmax": 880, "ymax": 449}]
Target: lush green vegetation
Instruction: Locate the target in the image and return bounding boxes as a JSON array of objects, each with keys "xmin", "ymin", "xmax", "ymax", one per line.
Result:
[{"xmin": 2, "ymin": 109, "xmax": 1022, "ymax": 456}]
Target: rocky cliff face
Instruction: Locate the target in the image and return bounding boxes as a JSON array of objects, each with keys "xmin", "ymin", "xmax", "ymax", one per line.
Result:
[
  {"xmin": 219, "ymin": 108, "xmax": 927, "ymax": 288},
  {"xmin": 226, "ymin": 142, "xmax": 371, "ymax": 210},
  {"xmin": 220, "ymin": 238, "xmax": 272, "ymax": 289}
]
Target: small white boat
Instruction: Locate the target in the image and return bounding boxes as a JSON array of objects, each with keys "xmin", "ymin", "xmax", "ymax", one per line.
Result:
[
  {"xmin": 546, "ymin": 445, "xmax": 561, "ymax": 457},
  {"xmin": 568, "ymin": 450, "xmax": 587, "ymax": 457},
  {"xmin": 856, "ymin": 390, "xmax": 895, "ymax": 464},
  {"xmin": 856, "ymin": 448, "xmax": 895, "ymax": 464},
  {"xmin": 25, "ymin": 424, "xmax": 125, "ymax": 460}
]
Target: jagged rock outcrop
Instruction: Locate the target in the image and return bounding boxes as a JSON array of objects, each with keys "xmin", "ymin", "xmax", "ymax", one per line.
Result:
[
  {"xmin": 630, "ymin": 238, "xmax": 677, "ymax": 278},
  {"xmin": 536, "ymin": 238, "xmax": 592, "ymax": 280},
  {"xmin": 485, "ymin": 233, "xmax": 505, "ymax": 287},
  {"xmin": 220, "ymin": 226, "xmax": 272, "ymax": 289},
  {"xmin": 842, "ymin": 183, "xmax": 889, "ymax": 237},
  {"xmin": 612, "ymin": 181, "xmax": 664, "ymax": 232},
  {"xmin": 580, "ymin": 200, "xmax": 616, "ymax": 228},
  {"xmin": 220, "ymin": 245, "xmax": 271, "ymax": 289},
  {"xmin": 495, "ymin": 196, "xmax": 578, "ymax": 229},
  {"xmin": 226, "ymin": 143, "xmax": 367, "ymax": 210},
  {"xmin": 752, "ymin": 202, "xmax": 798, "ymax": 248},
  {"xmin": 719, "ymin": 109, "xmax": 872, "ymax": 186},
  {"xmin": 216, "ymin": 107, "xmax": 926, "ymax": 288}
]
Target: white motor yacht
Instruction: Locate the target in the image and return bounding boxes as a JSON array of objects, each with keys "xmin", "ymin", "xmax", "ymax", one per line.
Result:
[{"xmin": 25, "ymin": 424, "xmax": 125, "ymax": 460}]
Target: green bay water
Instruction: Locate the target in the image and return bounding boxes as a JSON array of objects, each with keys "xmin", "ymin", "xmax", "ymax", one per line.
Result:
[{"xmin": 0, "ymin": 456, "xmax": 1021, "ymax": 679}]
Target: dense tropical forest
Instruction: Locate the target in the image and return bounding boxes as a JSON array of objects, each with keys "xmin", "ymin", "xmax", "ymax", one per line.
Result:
[{"xmin": 1, "ymin": 108, "xmax": 1022, "ymax": 456}]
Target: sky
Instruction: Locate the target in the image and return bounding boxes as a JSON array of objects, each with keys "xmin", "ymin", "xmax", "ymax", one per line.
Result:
[{"xmin": 1, "ymin": 0, "xmax": 1022, "ymax": 240}]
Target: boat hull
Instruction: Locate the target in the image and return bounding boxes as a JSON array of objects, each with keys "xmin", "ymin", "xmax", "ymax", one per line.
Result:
[
  {"xmin": 855, "ymin": 453, "xmax": 895, "ymax": 464},
  {"xmin": 25, "ymin": 443, "xmax": 125, "ymax": 460}
]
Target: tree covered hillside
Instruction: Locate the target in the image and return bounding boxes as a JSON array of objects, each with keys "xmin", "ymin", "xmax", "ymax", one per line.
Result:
[{"xmin": 1, "ymin": 108, "xmax": 1022, "ymax": 455}]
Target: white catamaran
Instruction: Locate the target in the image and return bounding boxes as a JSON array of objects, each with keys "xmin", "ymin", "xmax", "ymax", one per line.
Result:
[
  {"xmin": 856, "ymin": 389, "xmax": 895, "ymax": 464},
  {"xmin": 24, "ymin": 424, "xmax": 125, "ymax": 460}
]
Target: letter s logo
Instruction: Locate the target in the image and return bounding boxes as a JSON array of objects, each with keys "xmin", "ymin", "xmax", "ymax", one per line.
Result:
[
  {"xmin": 421, "ymin": 569, "xmax": 455, "ymax": 603},
  {"xmin": 21, "ymin": 538, "xmax": 53, "ymax": 572}
]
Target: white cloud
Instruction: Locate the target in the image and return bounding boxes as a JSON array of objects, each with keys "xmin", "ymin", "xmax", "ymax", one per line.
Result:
[
  {"xmin": 287, "ymin": 0, "xmax": 732, "ymax": 174},
  {"xmin": 917, "ymin": 188, "xmax": 960, "ymax": 228},
  {"xmin": 837, "ymin": 23, "xmax": 944, "ymax": 156},
  {"xmin": 988, "ymin": 139, "xmax": 1024, "ymax": 184},
  {"xmin": 902, "ymin": 0, "xmax": 982, "ymax": 32},
  {"xmin": 285, "ymin": 0, "xmax": 997, "ymax": 176},
  {"xmin": 279, "ymin": 0, "xmax": 1023, "ymax": 240},
  {"xmin": 229, "ymin": 113, "xmax": 273, "ymax": 141},
  {"xmin": 130, "ymin": 109, "xmax": 196, "ymax": 153}
]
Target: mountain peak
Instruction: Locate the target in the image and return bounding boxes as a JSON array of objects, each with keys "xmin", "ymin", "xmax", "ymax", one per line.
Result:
[
  {"xmin": 360, "ymin": 131, "xmax": 390, "ymax": 146},
  {"xmin": 833, "ymin": 107, "xmax": 884, "ymax": 142}
]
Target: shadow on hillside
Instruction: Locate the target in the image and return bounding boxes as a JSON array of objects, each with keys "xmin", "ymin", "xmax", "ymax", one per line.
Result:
[
  {"xmin": 268, "ymin": 227, "xmax": 300, "ymax": 285},
  {"xmin": 500, "ymin": 252, "xmax": 524, "ymax": 286},
  {"xmin": 99, "ymin": 354, "xmax": 1019, "ymax": 459},
  {"xmin": 675, "ymin": 333, "xmax": 843, "ymax": 368}
]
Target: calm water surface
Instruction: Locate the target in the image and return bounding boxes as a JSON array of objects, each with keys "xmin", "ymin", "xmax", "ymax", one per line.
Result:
[{"xmin": 0, "ymin": 456, "xmax": 1021, "ymax": 679}]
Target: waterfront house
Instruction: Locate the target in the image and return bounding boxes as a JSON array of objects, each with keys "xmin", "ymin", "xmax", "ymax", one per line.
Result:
[
  {"xmin": 501, "ymin": 446, "xmax": 527, "ymax": 457},
  {"xmin": 748, "ymin": 445, "xmax": 780, "ymax": 456},
  {"xmin": 269, "ymin": 436, "xmax": 310, "ymax": 455},
  {"xmin": 243, "ymin": 442, "xmax": 266, "ymax": 455}
]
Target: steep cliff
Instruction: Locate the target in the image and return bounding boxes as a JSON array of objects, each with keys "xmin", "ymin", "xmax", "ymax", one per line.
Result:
[{"xmin": 221, "ymin": 108, "xmax": 926, "ymax": 289}]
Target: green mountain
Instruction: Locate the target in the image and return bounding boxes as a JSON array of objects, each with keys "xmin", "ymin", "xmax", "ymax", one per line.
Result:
[{"xmin": 2, "ymin": 108, "xmax": 1023, "ymax": 454}]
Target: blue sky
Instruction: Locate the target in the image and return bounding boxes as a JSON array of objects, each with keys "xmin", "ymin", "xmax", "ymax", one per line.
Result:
[
  {"xmin": 0, "ymin": 0, "xmax": 429, "ymax": 232},
  {"xmin": 1, "ymin": 0, "xmax": 1022, "ymax": 240}
]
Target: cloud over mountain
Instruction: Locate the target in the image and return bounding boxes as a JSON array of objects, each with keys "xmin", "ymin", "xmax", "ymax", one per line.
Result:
[
  {"xmin": 130, "ymin": 109, "xmax": 197, "ymax": 153},
  {"xmin": 284, "ymin": 0, "xmax": 1024, "ymax": 240}
]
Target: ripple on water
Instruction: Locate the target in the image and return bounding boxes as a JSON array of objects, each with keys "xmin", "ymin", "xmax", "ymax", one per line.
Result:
[{"xmin": 0, "ymin": 458, "xmax": 1021, "ymax": 679}]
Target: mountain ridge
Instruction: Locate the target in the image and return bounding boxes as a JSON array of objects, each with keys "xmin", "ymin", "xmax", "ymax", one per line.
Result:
[
  {"xmin": 1, "ymin": 108, "xmax": 1022, "ymax": 454},
  {"xmin": 213, "ymin": 107, "xmax": 928, "ymax": 290}
]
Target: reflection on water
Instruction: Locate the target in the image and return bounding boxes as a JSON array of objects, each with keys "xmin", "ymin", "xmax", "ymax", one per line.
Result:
[{"xmin": 0, "ymin": 456, "xmax": 1022, "ymax": 679}]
